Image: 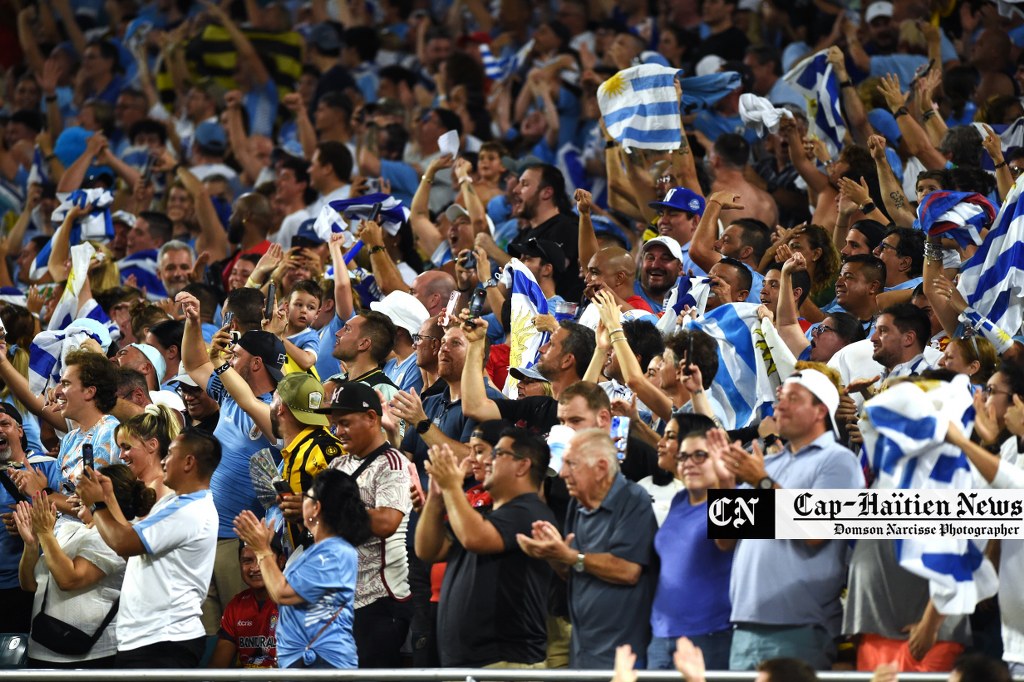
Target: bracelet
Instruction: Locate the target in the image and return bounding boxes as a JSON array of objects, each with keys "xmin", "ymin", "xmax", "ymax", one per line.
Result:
[
  {"xmin": 607, "ymin": 328, "xmax": 624, "ymax": 334},
  {"xmin": 368, "ymin": 245, "xmax": 386, "ymax": 254},
  {"xmin": 995, "ymin": 161, "xmax": 1008, "ymax": 170},
  {"xmin": 245, "ymin": 276, "xmax": 263, "ymax": 288},
  {"xmin": 421, "ymin": 175, "xmax": 434, "ymax": 184},
  {"xmin": 839, "ymin": 80, "xmax": 854, "ymax": 89},
  {"xmin": 609, "ymin": 332, "xmax": 627, "ymax": 343},
  {"xmin": 923, "ymin": 109, "xmax": 938, "ymax": 121},
  {"xmin": 605, "ymin": 140, "xmax": 616, "ymax": 149},
  {"xmin": 923, "ymin": 241, "xmax": 947, "ymax": 263},
  {"xmin": 860, "ymin": 201, "xmax": 876, "ymax": 213},
  {"xmin": 893, "ymin": 107, "xmax": 909, "ymax": 118},
  {"xmin": 214, "ymin": 362, "xmax": 231, "ymax": 376}
]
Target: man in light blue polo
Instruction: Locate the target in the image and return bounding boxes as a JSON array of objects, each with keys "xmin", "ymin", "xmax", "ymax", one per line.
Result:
[{"xmin": 719, "ymin": 369, "xmax": 865, "ymax": 670}]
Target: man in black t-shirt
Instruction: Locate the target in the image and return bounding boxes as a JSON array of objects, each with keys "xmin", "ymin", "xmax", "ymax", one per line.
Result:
[
  {"xmin": 513, "ymin": 164, "xmax": 583, "ymax": 301},
  {"xmin": 415, "ymin": 428, "xmax": 556, "ymax": 667}
]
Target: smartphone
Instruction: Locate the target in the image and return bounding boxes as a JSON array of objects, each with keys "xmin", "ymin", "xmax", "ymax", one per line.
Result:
[
  {"xmin": 468, "ymin": 288, "xmax": 487, "ymax": 318},
  {"xmin": 272, "ymin": 480, "xmax": 292, "ymax": 494},
  {"xmin": 221, "ymin": 311, "xmax": 235, "ymax": 330},
  {"xmin": 610, "ymin": 416, "xmax": 629, "ymax": 462},
  {"xmin": 367, "ymin": 201, "xmax": 383, "ymax": 223},
  {"xmin": 685, "ymin": 333, "xmax": 695, "ymax": 374},
  {"xmin": 366, "ymin": 178, "xmax": 382, "ymax": 193},
  {"xmin": 439, "ymin": 290, "xmax": 461, "ymax": 327},
  {"xmin": 461, "ymin": 251, "xmax": 477, "ymax": 270},
  {"xmin": 265, "ymin": 282, "xmax": 276, "ymax": 320},
  {"xmin": 82, "ymin": 443, "xmax": 94, "ymax": 477},
  {"xmin": 141, "ymin": 151, "xmax": 155, "ymax": 184}
]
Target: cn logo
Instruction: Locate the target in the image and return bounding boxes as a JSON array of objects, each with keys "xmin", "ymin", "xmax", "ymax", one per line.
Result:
[
  {"xmin": 706, "ymin": 490, "xmax": 775, "ymax": 539},
  {"xmin": 709, "ymin": 496, "xmax": 758, "ymax": 528}
]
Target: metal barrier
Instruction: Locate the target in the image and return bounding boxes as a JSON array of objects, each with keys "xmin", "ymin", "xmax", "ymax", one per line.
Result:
[{"xmin": 0, "ymin": 669, "xmax": 962, "ymax": 681}]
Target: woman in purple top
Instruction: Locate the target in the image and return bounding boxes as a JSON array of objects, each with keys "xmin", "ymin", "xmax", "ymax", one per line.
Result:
[{"xmin": 647, "ymin": 413, "xmax": 736, "ymax": 671}]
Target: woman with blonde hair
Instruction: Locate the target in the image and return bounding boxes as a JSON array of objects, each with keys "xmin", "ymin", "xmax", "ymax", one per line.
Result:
[{"xmin": 115, "ymin": 404, "xmax": 182, "ymax": 501}]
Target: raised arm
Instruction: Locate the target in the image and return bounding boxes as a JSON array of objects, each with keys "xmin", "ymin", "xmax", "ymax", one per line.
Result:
[
  {"xmin": 982, "ymin": 126, "xmax": 1013, "ymax": 203},
  {"xmin": 868, "ymin": 134, "xmax": 916, "ymax": 226},
  {"xmin": 877, "ymin": 74, "xmax": 946, "ymax": 171},
  {"xmin": 576, "ymin": 189, "xmax": 600, "ymax": 270},
  {"xmin": 328, "ymin": 233, "xmax": 355, "ymax": 320},
  {"xmin": 205, "ymin": 1, "xmax": 271, "ymax": 85},
  {"xmin": 409, "ymin": 155, "xmax": 453, "ymax": 256},
  {"xmin": 177, "ymin": 291, "xmax": 216, "ymax": 389},
  {"xmin": 413, "ymin": 475, "xmax": 452, "ymax": 563},
  {"xmin": 428, "ymin": 445, "xmax": 506, "ymax": 552},
  {"xmin": 0, "ymin": 342, "xmax": 65, "ymax": 430},
  {"xmin": 828, "ymin": 47, "xmax": 869, "ymax": 143},
  {"xmin": 776, "ymin": 254, "xmax": 812, "ymax": 357},
  {"xmin": 77, "ymin": 472, "xmax": 146, "ymax": 558},
  {"xmin": 32, "ymin": 495, "xmax": 108, "ymax": 590},
  {"xmin": 459, "ymin": 318, "xmax": 503, "ymax": 421},
  {"xmin": 281, "ymin": 94, "xmax": 317, "ymax": 160},
  {"xmin": 690, "ymin": 192, "xmax": 742, "ymax": 274},
  {"xmin": 57, "ymin": 133, "xmax": 108, "ymax": 194},
  {"xmin": 175, "ymin": 163, "xmax": 230, "ymax": 261},
  {"xmin": 47, "ymin": 204, "xmax": 86, "ymax": 282}
]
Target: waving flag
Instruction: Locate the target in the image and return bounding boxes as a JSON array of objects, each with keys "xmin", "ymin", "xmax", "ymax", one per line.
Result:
[
  {"xmin": 30, "ymin": 189, "xmax": 115, "ymax": 280},
  {"xmin": 118, "ymin": 249, "xmax": 167, "ymax": 301},
  {"xmin": 684, "ymin": 302, "xmax": 773, "ymax": 428},
  {"xmin": 678, "ymin": 72, "xmax": 742, "ymax": 113},
  {"xmin": 480, "ymin": 43, "xmax": 513, "ymax": 81},
  {"xmin": 783, "ymin": 50, "xmax": 847, "ymax": 155},
  {"xmin": 499, "ymin": 259, "xmax": 550, "ymax": 398},
  {"xmin": 598, "ymin": 64, "xmax": 684, "ymax": 151},
  {"xmin": 656, "ymin": 276, "xmax": 710, "ymax": 334},
  {"xmin": 30, "ymin": 317, "xmax": 115, "ymax": 395},
  {"xmin": 917, "ymin": 191, "xmax": 997, "ymax": 249},
  {"xmin": 324, "ymin": 193, "xmax": 410, "ymax": 239},
  {"xmin": 956, "ymin": 174, "xmax": 1024, "ymax": 336},
  {"xmin": 859, "ymin": 376, "xmax": 998, "ymax": 615},
  {"xmin": 755, "ymin": 316, "xmax": 797, "ymax": 386}
]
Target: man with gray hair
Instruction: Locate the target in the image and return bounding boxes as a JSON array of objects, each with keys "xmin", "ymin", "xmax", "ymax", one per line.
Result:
[
  {"xmin": 158, "ymin": 240, "xmax": 195, "ymax": 299},
  {"xmin": 516, "ymin": 427, "xmax": 657, "ymax": 669}
]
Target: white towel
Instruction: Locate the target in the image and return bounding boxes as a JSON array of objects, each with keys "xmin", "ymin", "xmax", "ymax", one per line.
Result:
[{"xmin": 739, "ymin": 93, "xmax": 793, "ymax": 136}]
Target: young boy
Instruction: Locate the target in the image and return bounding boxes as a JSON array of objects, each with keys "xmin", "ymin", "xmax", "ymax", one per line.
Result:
[
  {"xmin": 277, "ymin": 279, "xmax": 322, "ymax": 372},
  {"xmin": 209, "ymin": 541, "xmax": 284, "ymax": 668}
]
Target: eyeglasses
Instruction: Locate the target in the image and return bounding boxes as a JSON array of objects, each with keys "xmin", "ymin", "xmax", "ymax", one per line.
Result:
[
  {"xmin": 811, "ymin": 324, "xmax": 837, "ymax": 337},
  {"xmin": 412, "ymin": 334, "xmax": 441, "ymax": 346},
  {"xmin": 174, "ymin": 385, "xmax": 202, "ymax": 399},
  {"xmin": 982, "ymin": 385, "xmax": 1013, "ymax": 398},
  {"xmin": 1011, "ymin": 165, "xmax": 1024, "ymax": 178},
  {"xmin": 875, "ymin": 242, "xmax": 898, "ymax": 253},
  {"xmin": 675, "ymin": 450, "xmax": 709, "ymax": 464},
  {"xmin": 492, "ymin": 447, "xmax": 523, "ymax": 460},
  {"xmin": 959, "ymin": 333, "xmax": 980, "ymax": 360}
]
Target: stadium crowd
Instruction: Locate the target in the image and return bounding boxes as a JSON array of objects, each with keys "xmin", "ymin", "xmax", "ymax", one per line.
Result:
[{"xmin": 2, "ymin": 0, "xmax": 1024, "ymax": 678}]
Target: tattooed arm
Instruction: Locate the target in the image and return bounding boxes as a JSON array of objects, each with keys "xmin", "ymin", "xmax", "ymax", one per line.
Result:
[{"xmin": 868, "ymin": 135, "xmax": 916, "ymax": 226}]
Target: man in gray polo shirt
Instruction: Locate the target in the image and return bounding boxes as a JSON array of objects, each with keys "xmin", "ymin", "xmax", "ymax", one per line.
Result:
[
  {"xmin": 719, "ymin": 369, "xmax": 865, "ymax": 670},
  {"xmin": 517, "ymin": 427, "xmax": 657, "ymax": 668}
]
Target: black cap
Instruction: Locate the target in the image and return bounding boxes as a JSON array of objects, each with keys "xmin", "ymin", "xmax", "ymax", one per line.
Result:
[
  {"xmin": 509, "ymin": 238, "xmax": 568, "ymax": 274},
  {"xmin": 0, "ymin": 403, "xmax": 28, "ymax": 450},
  {"xmin": 314, "ymin": 381, "xmax": 382, "ymax": 415},
  {"xmin": 235, "ymin": 331, "xmax": 286, "ymax": 382}
]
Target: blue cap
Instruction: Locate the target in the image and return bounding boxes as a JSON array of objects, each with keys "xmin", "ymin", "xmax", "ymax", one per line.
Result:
[
  {"xmin": 195, "ymin": 121, "xmax": 227, "ymax": 153},
  {"xmin": 293, "ymin": 219, "xmax": 326, "ymax": 246},
  {"xmin": 648, "ymin": 187, "xmax": 706, "ymax": 216},
  {"xmin": 590, "ymin": 215, "xmax": 632, "ymax": 250},
  {"xmin": 54, "ymin": 127, "xmax": 94, "ymax": 168},
  {"xmin": 868, "ymin": 108, "xmax": 902, "ymax": 145}
]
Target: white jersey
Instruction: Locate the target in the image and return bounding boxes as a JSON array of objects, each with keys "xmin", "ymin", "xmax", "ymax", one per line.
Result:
[{"xmin": 116, "ymin": 489, "xmax": 218, "ymax": 651}]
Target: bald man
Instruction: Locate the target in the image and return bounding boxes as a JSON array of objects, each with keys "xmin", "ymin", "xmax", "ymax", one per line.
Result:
[
  {"xmin": 410, "ymin": 271, "xmax": 457, "ymax": 317},
  {"xmin": 584, "ymin": 247, "xmax": 653, "ymax": 312}
]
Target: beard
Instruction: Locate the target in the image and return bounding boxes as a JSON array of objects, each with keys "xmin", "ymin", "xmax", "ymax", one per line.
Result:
[
  {"xmin": 227, "ymin": 220, "xmax": 245, "ymax": 244},
  {"xmin": 270, "ymin": 410, "xmax": 281, "ymax": 440}
]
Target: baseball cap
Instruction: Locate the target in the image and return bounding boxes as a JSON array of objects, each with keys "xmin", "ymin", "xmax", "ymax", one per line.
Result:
[
  {"xmin": 641, "ymin": 235, "xmax": 683, "ymax": 262},
  {"xmin": 195, "ymin": 121, "xmax": 227, "ymax": 154},
  {"xmin": 509, "ymin": 238, "xmax": 568, "ymax": 274},
  {"xmin": 370, "ymin": 291, "xmax": 430, "ymax": 336},
  {"xmin": 695, "ymin": 54, "xmax": 725, "ymax": 77},
  {"xmin": 782, "ymin": 369, "xmax": 841, "ymax": 439},
  {"xmin": 169, "ymin": 360, "xmax": 198, "ymax": 388},
  {"xmin": 445, "ymin": 204, "xmax": 471, "ymax": 224},
  {"xmin": 500, "ymin": 154, "xmax": 544, "ymax": 177},
  {"xmin": 130, "ymin": 343, "xmax": 167, "ymax": 383},
  {"xmin": 310, "ymin": 22, "xmax": 343, "ymax": 53},
  {"xmin": 509, "ymin": 366, "xmax": 547, "ymax": 382},
  {"xmin": 0, "ymin": 402, "xmax": 28, "ymax": 450},
  {"xmin": 314, "ymin": 381, "xmax": 383, "ymax": 415},
  {"xmin": 865, "ymin": 1, "xmax": 893, "ymax": 23},
  {"xmin": 277, "ymin": 373, "xmax": 330, "ymax": 427},
  {"xmin": 111, "ymin": 210, "xmax": 137, "ymax": 228},
  {"xmin": 649, "ymin": 187, "xmax": 706, "ymax": 217},
  {"xmin": 867, "ymin": 108, "xmax": 902, "ymax": 145},
  {"xmin": 235, "ymin": 331, "xmax": 286, "ymax": 382},
  {"xmin": 292, "ymin": 220, "xmax": 326, "ymax": 248}
]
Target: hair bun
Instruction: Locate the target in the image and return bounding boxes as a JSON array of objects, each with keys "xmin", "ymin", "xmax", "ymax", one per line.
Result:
[{"xmin": 143, "ymin": 404, "xmax": 162, "ymax": 417}]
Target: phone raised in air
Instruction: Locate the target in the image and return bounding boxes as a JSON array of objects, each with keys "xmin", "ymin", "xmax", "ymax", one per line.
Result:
[
  {"xmin": 265, "ymin": 282, "xmax": 276, "ymax": 321},
  {"xmin": 82, "ymin": 443, "xmax": 94, "ymax": 477}
]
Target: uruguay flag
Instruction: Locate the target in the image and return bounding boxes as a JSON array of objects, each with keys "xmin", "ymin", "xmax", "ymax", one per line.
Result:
[
  {"xmin": 684, "ymin": 302, "xmax": 773, "ymax": 428},
  {"xmin": 956, "ymin": 173, "xmax": 1024, "ymax": 336},
  {"xmin": 324, "ymin": 192, "xmax": 410, "ymax": 239},
  {"xmin": 656, "ymin": 276, "xmax": 711, "ymax": 334},
  {"xmin": 499, "ymin": 259, "xmax": 550, "ymax": 398},
  {"xmin": 31, "ymin": 189, "xmax": 116, "ymax": 281},
  {"xmin": 118, "ymin": 249, "xmax": 167, "ymax": 301},
  {"xmin": 917, "ymin": 190, "xmax": 997, "ymax": 249},
  {"xmin": 479, "ymin": 43, "xmax": 513, "ymax": 81},
  {"xmin": 598, "ymin": 64, "xmax": 684, "ymax": 151},
  {"xmin": 782, "ymin": 50, "xmax": 847, "ymax": 155},
  {"xmin": 859, "ymin": 376, "xmax": 998, "ymax": 615},
  {"xmin": 29, "ymin": 316, "xmax": 114, "ymax": 396}
]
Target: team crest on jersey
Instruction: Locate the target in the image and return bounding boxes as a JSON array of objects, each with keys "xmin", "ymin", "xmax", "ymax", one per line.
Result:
[{"xmin": 249, "ymin": 423, "xmax": 263, "ymax": 440}]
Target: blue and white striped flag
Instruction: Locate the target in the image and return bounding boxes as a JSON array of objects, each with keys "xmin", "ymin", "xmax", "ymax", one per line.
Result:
[
  {"xmin": 956, "ymin": 173, "xmax": 1024, "ymax": 336},
  {"xmin": 684, "ymin": 302, "xmax": 773, "ymax": 428},
  {"xmin": 29, "ymin": 316, "xmax": 115, "ymax": 395},
  {"xmin": 917, "ymin": 190, "xmax": 996, "ymax": 249},
  {"xmin": 656, "ymin": 276, "xmax": 710, "ymax": 334},
  {"xmin": 782, "ymin": 50, "xmax": 847, "ymax": 155},
  {"xmin": 499, "ymin": 258, "xmax": 550, "ymax": 398},
  {"xmin": 859, "ymin": 376, "xmax": 998, "ymax": 615},
  {"xmin": 479, "ymin": 43, "xmax": 513, "ymax": 81},
  {"xmin": 324, "ymin": 192, "xmax": 410, "ymax": 239},
  {"xmin": 31, "ymin": 189, "xmax": 116, "ymax": 280},
  {"xmin": 118, "ymin": 249, "xmax": 167, "ymax": 301},
  {"xmin": 598, "ymin": 64, "xmax": 684, "ymax": 151}
]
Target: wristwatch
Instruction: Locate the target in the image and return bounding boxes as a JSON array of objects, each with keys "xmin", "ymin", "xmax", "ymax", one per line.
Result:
[
  {"xmin": 482, "ymin": 277, "xmax": 499, "ymax": 289},
  {"xmin": 573, "ymin": 553, "xmax": 586, "ymax": 573},
  {"xmin": 416, "ymin": 419, "xmax": 431, "ymax": 434},
  {"xmin": 89, "ymin": 501, "xmax": 107, "ymax": 514},
  {"xmin": 756, "ymin": 477, "xmax": 775, "ymax": 490}
]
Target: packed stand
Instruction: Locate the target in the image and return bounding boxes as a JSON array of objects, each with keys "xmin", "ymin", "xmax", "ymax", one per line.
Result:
[{"xmin": 1, "ymin": 0, "xmax": 1024, "ymax": 676}]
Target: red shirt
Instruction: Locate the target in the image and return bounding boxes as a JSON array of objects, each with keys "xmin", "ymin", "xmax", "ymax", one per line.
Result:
[
  {"xmin": 222, "ymin": 240, "xmax": 272, "ymax": 291},
  {"xmin": 626, "ymin": 295, "xmax": 654, "ymax": 313},
  {"xmin": 219, "ymin": 588, "xmax": 278, "ymax": 668}
]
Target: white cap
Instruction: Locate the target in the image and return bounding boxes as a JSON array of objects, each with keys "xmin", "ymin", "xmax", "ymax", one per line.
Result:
[
  {"xmin": 170, "ymin": 360, "xmax": 198, "ymax": 388},
  {"xmin": 642, "ymin": 236, "xmax": 684, "ymax": 262},
  {"xmin": 150, "ymin": 390, "xmax": 185, "ymax": 413},
  {"xmin": 737, "ymin": 0, "xmax": 761, "ymax": 11},
  {"xmin": 783, "ymin": 369, "xmax": 841, "ymax": 439},
  {"xmin": 865, "ymin": 1, "xmax": 893, "ymax": 23},
  {"xmin": 695, "ymin": 54, "xmax": 725, "ymax": 77},
  {"xmin": 130, "ymin": 343, "xmax": 167, "ymax": 383},
  {"xmin": 370, "ymin": 290, "xmax": 430, "ymax": 336}
]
